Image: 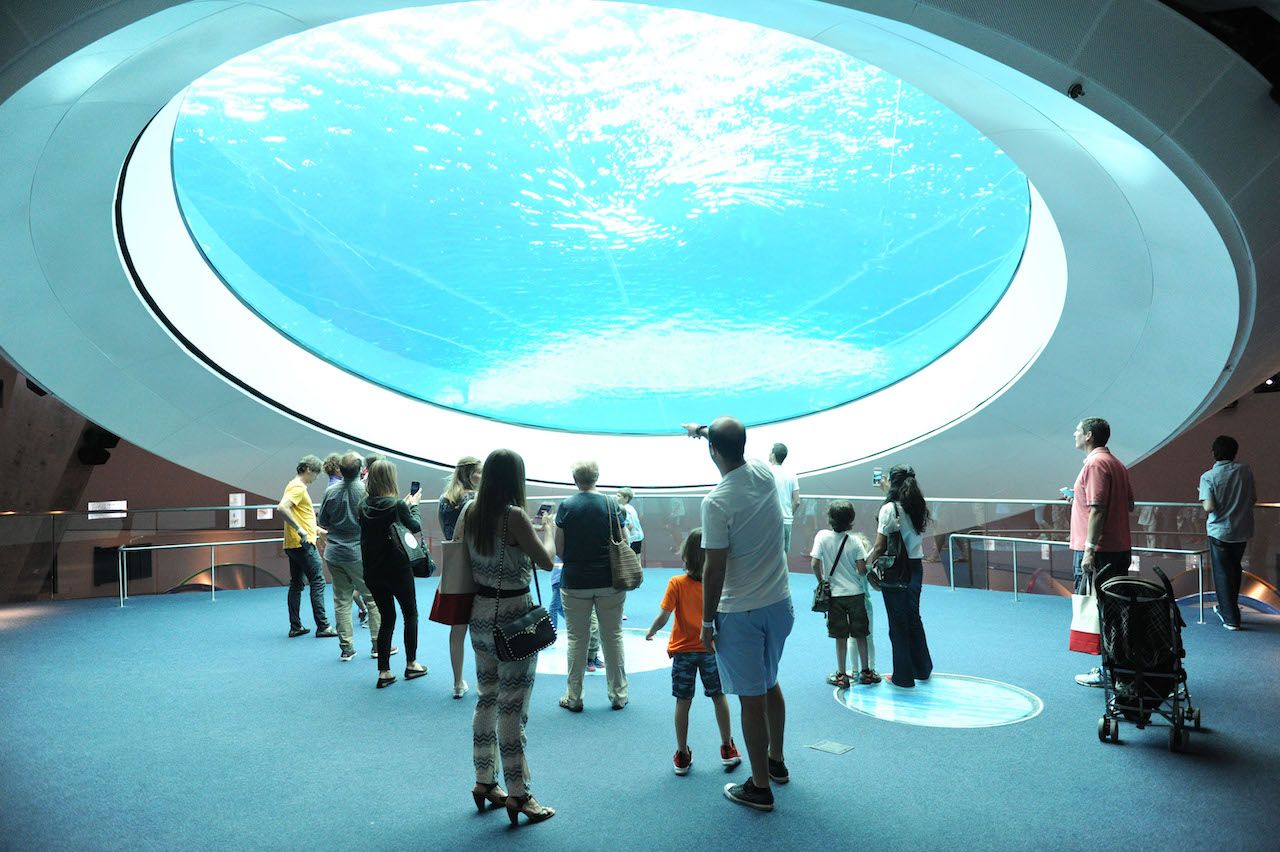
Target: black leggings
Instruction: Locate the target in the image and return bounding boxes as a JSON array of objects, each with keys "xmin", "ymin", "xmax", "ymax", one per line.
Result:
[{"xmin": 367, "ymin": 567, "xmax": 418, "ymax": 671}]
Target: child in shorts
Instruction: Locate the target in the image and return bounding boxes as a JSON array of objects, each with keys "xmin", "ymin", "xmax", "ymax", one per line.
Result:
[
  {"xmin": 646, "ymin": 528, "xmax": 741, "ymax": 776},
  {"xmin": 810, "ymin": 500, "xmax": 880, "ymax": 688}
]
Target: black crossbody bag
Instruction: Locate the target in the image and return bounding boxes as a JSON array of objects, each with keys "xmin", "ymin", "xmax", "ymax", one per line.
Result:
[{"xmin": 492, "ymin": 513, "xmax": 556, "ymax": 662}]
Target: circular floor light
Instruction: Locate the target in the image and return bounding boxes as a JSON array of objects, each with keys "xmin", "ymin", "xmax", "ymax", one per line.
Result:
[
  {"xmin": 837, "ymin": 673, "xmax": 1044, "ymax": 728},
  {"xmin": 171, "ymin": 0, "xmax": 1029, "ymax": 435}
]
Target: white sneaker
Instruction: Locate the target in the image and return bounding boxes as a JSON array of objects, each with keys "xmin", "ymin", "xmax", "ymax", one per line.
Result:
[
  {"xmin": 1074, "ymin": 667, "xmax": 1104, "ymax": 687},
  {"xmin": 371, "ymin": 646, "xmax": 400, "ymax": 659}
]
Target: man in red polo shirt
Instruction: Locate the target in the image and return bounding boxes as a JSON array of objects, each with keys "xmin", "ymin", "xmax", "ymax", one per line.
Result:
[{"xmin": 1069, "ymin": 417, "xmax": 1135, "ymax": 687}]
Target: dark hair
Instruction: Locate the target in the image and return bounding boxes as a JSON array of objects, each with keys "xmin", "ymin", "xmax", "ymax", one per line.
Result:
[
  {"xmin": 338, "ymin": 451, "xmax": 362, "ymax": 481},
  {"xmin": 296, "ymin": 454, "xmax": 322, "ymax": 475},
  {"xmin": 1080, "ymin": 417, "xmax": 1110, "ymax": 447},
  {"xmin": 708, "ymin": 417, "xmax": 746, "ymax": 463},
  {"xmin": 680, "ymin": 528, "xmax": 705, "ymax": 582},
  {"xmin": 827, "ymin": 500, "xmax": 855, "ymax": 533},
  {"xmin": 771, "ymin": 443, "xmax": 788, "ymax": 464},
  {"xmin": 364, "ymin": 453, "xmax": 385, "ymax": 472},
  {"xmin": 466, "ymin": 449, "xmax": 527, "ymax": 557},
  {"xmin": 1212, "ymin": 435, "xmax": 1239, "ymax": 462},
  {"xmin": 365, "ymin": 459, "xmax": 399, "ymax": 498},
  {"xmin": 321, "ymin": 453, "xmax": 342, "ymax": 477},
  {"xmin": 884, "ymin": 465, "xmax": 930, "ymax": 535}
]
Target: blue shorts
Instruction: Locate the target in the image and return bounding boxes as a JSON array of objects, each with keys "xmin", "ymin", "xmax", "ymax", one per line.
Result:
[
  {"xmin": 714, "ymin": 597, "xmax": 794, "ymax": 697},
  {"xmin": 671, "ymin": 651, "xmax": 723, "ymax": 700}
]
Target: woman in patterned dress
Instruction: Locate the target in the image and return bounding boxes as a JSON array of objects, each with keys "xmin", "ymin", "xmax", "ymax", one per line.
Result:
[{"xmin": 457, "ymin": 448, "xmax": 557, "ymax": 826}]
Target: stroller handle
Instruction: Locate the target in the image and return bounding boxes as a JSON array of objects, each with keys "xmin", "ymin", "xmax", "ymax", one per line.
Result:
[{"xmin": 1151, "ymin": 565, "xmax": 1187, "ymax": 630}]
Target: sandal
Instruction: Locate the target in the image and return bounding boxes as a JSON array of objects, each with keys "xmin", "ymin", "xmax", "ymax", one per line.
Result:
[
  {"xmin": 471, "ymin": 781, "xmax": 507, "ymax": 812},
  {"xmin": 825, "ymin": 672, "xmax": 843, "ymax": 686},
  {"xmin": 860, "ymin": 669, "xmax": 882, "ymax": 685},
  {"xmin": 834, "ymin": 672, "xmax": 851, "ymax": 689},
  {"xmin": 506, "ymin": 794, "xmax": 555, "ymax": 827},
  {"xmin": 405, "ymin": 663, "xmax": 428, "ymax": 680}
]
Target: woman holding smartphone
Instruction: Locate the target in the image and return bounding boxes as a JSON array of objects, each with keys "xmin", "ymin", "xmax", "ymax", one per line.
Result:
[
  {"xmin": 359, "ymin": 459, "xmax": 428, "ymax": 688},
  {"xmin": 458, "ymin": 449, "xmax": 557, "ymax": 825},
  {"xmin": 439, "ymin": 455, "xmax": 481, "ymax": 699}
]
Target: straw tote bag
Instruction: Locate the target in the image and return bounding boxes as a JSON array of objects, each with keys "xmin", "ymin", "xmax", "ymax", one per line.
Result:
[{"xmin": 608, "ymin": 496, "xmax": 643, "ymax": 591}]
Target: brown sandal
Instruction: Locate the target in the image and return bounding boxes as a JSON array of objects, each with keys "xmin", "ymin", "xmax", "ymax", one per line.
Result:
[{"xmin": 506, "ymin": 794, "xmax": 555, "ymax": 827}]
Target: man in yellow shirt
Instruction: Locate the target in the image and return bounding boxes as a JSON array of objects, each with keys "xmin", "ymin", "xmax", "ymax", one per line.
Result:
[{"xmin": 280, "ymin": 455, "xmax": 336, "ymax": 638}]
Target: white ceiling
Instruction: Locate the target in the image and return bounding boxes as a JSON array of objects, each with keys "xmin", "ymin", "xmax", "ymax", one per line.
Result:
[{"xmin": 1, "ymin": 0, "xmax": 1277, "ymax": 499}]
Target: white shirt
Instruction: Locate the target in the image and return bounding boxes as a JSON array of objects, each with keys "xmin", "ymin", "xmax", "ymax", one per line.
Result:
[
  {"xmin": 622, "ymin": 503, "xmax": 644, "ymax": 543},
  {"xmin": 811, "ymin": 529, "xmax": 869, "ymax": 596},
  {"xmin": 878, "ymin": 501, "xmax": 924, "ymax": 559},
  {"xmin": 702, "ymin": 459, "xmax": 791, "ymax": 613},
  {"xmin": 772, "ymin": 466, "xmax": 799, "ymax": 522}
]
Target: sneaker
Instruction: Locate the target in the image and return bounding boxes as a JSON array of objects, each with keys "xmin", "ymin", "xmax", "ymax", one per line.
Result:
[
  {"xmin": 287, "ymin": 626, "xmax": 310, "ymax": 638},
  {"xmin": 357, "ymin": 610, "xmax": 368, "ymax": 626},
  {"xmin": 720, "ymin": 741, "xmax": 742, "ymax": 768},
  {"xmin": 588, "ymin": 656, "xmax": 605, "ymax": 671},
  {"xmin": 673, "ymin": 749, "xmax": 692, "ymax": 776},
  {"xmin": 340, "ymin": 649, "xmax": 357, "ymax": 662},
  {"xmin": 453, "ymin": 681, "xmax": 470, "ymax": 699},
  {"xmin": 859, "ymin": 669, "xmax": 883, "ymax": 685},
  {"xmin": 1075, "ymin": 667, "xmax": 1105, "ymax": 688},
  {"xmin": 586, "ymin": 659, "xmax": 597, "ymax": 673},
  {"xmin": 767, "ymin": 757, "xmax": 789, "ymax": 784},
  {"xmin": 558, "ymin": 696, "xmax": 584, "ymax": 713},
  {"xmin": 370, "ymin": 646, "xmax": 399, "ymax": 659},
  {"xmin": 316, "ymin": 626, "xmax": 338, "ymax": 638},
  {"xmin": 724, "ymin": 778, "xmax": 774, "ymax": 811},
  {"xmin": 1225, "ymin": 623, "xmax": 1240, "ymax": 631}
]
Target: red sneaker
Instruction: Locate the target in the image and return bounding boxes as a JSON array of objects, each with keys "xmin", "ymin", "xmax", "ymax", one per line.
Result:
[
  {"xmin": 720, "ymin": 741, "xmax": 742, "ymax": 768},
  {"xmin": 673, "ymin": 748, "xmax": 692, "ymax": 776}
]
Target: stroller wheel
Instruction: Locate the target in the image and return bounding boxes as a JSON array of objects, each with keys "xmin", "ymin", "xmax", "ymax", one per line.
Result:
[
  {"xmin": 1169, "ymin": 725, "xmax": 1188, "ymax": 752},
  {"xmin": 1111, "ymin": 721, "xmax": 1120, "ymax": 744},
  {"xmin": 1193, "ymin": 708, "xmax": 1202, "ymax": 730},
  {"xmin": 1097, "ymin": 717, "xmax": 1110, "ymax": 742}
]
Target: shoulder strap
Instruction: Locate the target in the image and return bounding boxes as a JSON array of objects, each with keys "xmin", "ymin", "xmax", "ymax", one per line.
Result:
[{"xmin": 820, "ymin": 535, "xmax": 849, "ymax": 582}]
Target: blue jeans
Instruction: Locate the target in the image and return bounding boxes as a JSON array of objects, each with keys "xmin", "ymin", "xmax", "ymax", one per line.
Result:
[
  {"xmin": 549, "ymin": 580, "xmax": 563, "ymax": 633},
  {"xmin": 1208, "ymin": 537, "xmax": 1246, "ymax": 627},
  {"xmin": 879, "ymin": 559, "xmax": 932, "ymax": 688},
  {"xmin": 286, "ymin": 543, "xmax": 330, "ymax": 631}
]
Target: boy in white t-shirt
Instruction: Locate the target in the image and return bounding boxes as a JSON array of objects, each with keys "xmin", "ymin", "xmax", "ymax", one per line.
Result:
[{"xmin": 810, "ymin": 500, "xmax": 880, "ymax": 688}]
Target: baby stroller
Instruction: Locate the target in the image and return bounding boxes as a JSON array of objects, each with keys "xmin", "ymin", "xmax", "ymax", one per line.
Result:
[{"xmin": 1095, "ymin": 565, "xmax": 1200, "ymax": 751}]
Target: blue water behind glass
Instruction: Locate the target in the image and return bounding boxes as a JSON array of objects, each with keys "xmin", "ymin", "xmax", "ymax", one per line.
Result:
[{"xmin": 171, "ymin": 1, "xmax": 1030, "ymax": 434}]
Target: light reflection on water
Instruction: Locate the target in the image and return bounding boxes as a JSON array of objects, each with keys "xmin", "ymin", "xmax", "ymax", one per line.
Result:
[{"xmin": 172, "ymin": 0, "xmax": 1030, "ymax": 434}]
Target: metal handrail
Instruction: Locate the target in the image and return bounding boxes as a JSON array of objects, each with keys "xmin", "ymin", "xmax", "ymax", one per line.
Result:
[
  {"xmin": 117, "ymin": 537, "xmax": 283, "ymax": 607},
  {"xmin": 946, "ymin": 532, "xmax": 1209, "ymax": 624}
]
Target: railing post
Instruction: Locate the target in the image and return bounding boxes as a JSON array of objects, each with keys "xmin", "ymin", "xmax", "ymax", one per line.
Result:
[
  {"xmin": 1197, "ymin": 552, "xmax": 1205, "ymax": 625},
  {"xmin": 118, "ymin": 548, "xmax": 125, "ymax": 608},
  {"xmin": 948, "ymin": 535, "xmax": 955, "ymax": 591},
  {"xmin": 210, "ymin": 545, "xmax": 217, "ymax": 603},
  {"xmin": 1012, "ymin": 542, "xmax": 1019, "ymax": 603}
]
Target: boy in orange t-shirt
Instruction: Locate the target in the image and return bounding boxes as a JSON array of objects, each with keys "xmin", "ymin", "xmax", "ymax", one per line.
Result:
[{"xmin": 646, "ymin": 529, "xmax": 742, "ymax": 776}]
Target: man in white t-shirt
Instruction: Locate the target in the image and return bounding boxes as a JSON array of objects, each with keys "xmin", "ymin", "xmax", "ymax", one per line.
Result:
[
  {"xmin": 770, "ymin": 443, "xmax": 801, "ymax": 555},
  {"xmin": 682, "ymin": 418, "xmax": 793, "ymax": 813}
]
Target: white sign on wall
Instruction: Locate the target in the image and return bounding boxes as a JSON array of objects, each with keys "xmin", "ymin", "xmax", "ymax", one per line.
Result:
[
  {"xmin": 229, "ymin": 493, "xmax": 245, "ymax": 529},
  {"xmin": 257, "ymin": 508, "xmax": 274, "ymax": 521},
  {"xmin": 87, "ymin": 500, "xmax": 127, "ymax": 520}
]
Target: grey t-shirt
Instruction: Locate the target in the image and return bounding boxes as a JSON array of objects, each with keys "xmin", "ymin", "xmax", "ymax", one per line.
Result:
[
  {"xmin": 1199, "ymin": 460, "xmax": 1255, "ymax": 542},
  {"xmin": 318, "ymin": 478, "xmax": 366, "ymax": 564}
]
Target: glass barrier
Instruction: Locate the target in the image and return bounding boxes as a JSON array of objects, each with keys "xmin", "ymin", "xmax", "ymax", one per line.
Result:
[{"xmin": 3, "ymin": 496, "xmax": 1279, "ymax": 608}]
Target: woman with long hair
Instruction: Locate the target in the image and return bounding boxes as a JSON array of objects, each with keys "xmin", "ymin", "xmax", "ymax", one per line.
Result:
[
  {"xmin": 864, "ymin": 465, "xmax": 934, "ymax": 689},
  {"xmin": 359, "ymin": 459, "xmax": 428, "ymax": 688},
  {"xmin": 458, "ymin": 449, "xmax": 557, "ymax": 826},
  {"xmin": 439, "ymin": 455, "xmax": 481, "ymax": 699}
]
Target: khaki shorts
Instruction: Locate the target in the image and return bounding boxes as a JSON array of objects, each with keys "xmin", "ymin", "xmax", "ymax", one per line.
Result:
[{"xmin": 828, "ymin": 594, "xmax": 870, "ymax": 639}]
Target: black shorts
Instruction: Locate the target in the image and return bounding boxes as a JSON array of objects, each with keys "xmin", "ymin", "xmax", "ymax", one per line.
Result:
[{"xmin": 828, "ymin": 594, "xmax": 869, "ymax": 640}]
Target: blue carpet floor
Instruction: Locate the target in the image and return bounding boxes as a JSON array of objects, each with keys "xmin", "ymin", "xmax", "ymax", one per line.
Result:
[{"xmin": 2, "ymin": 571, "xmax": 1278, "ymax": 851}]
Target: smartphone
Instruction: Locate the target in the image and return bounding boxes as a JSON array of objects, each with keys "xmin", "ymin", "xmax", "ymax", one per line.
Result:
[
  {"xmin": 409, "ymin": 481, "xmax": 421, "ymax": 496},
  {"xmin": 872, "ymin": 467, "xmax": 883, "ymax": 486},
  {"xmin": 536, "ymin": 502, "xmax": 554, "ymax": 518}
]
